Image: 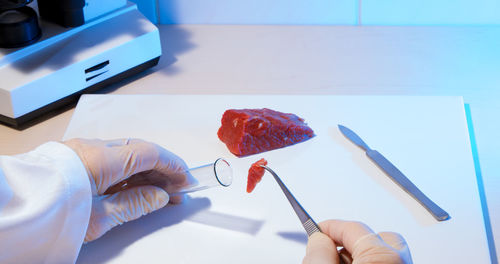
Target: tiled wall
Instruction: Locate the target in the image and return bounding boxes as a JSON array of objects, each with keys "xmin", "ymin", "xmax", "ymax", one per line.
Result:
[
  {"xmin": 131, "ymin": 0, "xmax": 500, "ymax": 25},
  {"xmin": 362, "ymin": 0, "xmax": 500, "ymax": 25},
  {"xmin": 157, "ymin": 0, "xmax": 358, "ymax": 25}
]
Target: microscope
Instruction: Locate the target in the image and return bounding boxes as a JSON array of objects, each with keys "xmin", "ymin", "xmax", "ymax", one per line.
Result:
[{"xmin": 0, "ymin": 0, "xmax": 162, "ymax": 128}]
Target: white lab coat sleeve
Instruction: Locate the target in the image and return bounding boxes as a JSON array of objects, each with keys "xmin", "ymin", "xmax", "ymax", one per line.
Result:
[{"xmin": 0, "ymin": 142, "xmax": 92, "ymax": 264}]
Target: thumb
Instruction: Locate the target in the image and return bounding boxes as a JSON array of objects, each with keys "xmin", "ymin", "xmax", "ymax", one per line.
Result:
[
  {"xmin": 303, "ymin": 232, "xmax": 340, "ymax": 264},
  {"xmin": 85, "ymin": 185, "xmax": 169, "ymax": 242}
]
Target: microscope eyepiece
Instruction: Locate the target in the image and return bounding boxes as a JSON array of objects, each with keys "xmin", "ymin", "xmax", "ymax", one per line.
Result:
[
  {"xmin": 0, "ymin": 4, "xmax": 41, "ymax": 48},
  {"xmin": 0, "ymin": 0, "xmax": 33, "ymax": 11}
]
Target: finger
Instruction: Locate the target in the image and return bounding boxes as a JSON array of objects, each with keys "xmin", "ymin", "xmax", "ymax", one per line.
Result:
[
  {"xmin": 378, "ymin": 232, "xmax": 413, "ymax": 261},
  {"xmin": 66, "ymin": 138, "xmax": 129, "ymax": 149},
  {"xmin": 168, "ymin": 194, "xmax": 186, "ymax": 204},
  {"xmin": 318, "ymin": 220, "xmax": 379, "ymax": 253},
  {"xmin": 84, "ymin": 185, "xmax": 169, "ymax": 242},
  {"xmin": 103, "ymin": 138, "xmax": 131, "ymax": 147},
  {"xmin": 102, "ymin": 139, "xmax": 189, "ymax": 194},
  {"xmin": 120, "ymin": 139, "xmax": 189, "ymax": 182},
  {"xmin": 111, "ymin": 139, "xmax": 168, "ymax": 178},
  {"xmin": 378, "ymin": 232, "xmax": 408, "ymax": 251},
  {"xmin": 65, "ymin": 138, "xmax": 191, "ymax": 195},
  {"xmin": 302, "ymin": 232, "xmax": 339, "ymax": 264},
  {"xmin": 84, "ymin": 138, "xmax": 186, "ymax": 181}
]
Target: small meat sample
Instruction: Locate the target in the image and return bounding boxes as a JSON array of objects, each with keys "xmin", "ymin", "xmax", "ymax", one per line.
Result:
[
  {"xmin": 217, "ymin": 108, "xmax": 314, "ymax": 156},
  {"xmin": 247, "ymin": 158, "xmax": 268, "ymax": 193}
]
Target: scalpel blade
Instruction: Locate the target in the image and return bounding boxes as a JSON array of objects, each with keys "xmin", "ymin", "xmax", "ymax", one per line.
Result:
[{"xmin": 338, "ymin": 124, "xmax": 450, "ymax": 221}]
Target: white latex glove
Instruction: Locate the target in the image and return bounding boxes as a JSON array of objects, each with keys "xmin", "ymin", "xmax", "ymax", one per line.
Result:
[
  {"xmin": 302, "ymin": 220, "xmax": 413, "ymax": 264},
  {"xmin": 64, "ymin": 138, "xmax": 191, "ymax": 242}
]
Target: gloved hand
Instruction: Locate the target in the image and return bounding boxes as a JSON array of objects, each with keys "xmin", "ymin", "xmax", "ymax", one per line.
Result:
[
  {"xmin": 302, "ymin": 220, "xmax": 413, "ymax": 264},
  {"xmin": 64, "ymin": 138, "xmax": 191, "ymax": 242}
]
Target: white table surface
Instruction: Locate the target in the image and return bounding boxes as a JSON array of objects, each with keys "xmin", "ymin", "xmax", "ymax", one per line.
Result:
[{"xmin": 0, "ymin": 25, "xmax": 499, "ymax": 262}]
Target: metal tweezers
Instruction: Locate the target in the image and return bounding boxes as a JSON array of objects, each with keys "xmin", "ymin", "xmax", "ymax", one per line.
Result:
[
  {"xmin": 260, "ymin": 165, "xmax": 321, "ymax": 236},
  {"xmin": 261, "ymin": 165, "xmax": 347, "ymax": 264}
]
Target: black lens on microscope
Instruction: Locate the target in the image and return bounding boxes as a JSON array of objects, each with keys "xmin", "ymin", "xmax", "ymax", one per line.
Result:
[{"xmin": 0, "ymin": 5, "xmax": 41, "ymax": 48}]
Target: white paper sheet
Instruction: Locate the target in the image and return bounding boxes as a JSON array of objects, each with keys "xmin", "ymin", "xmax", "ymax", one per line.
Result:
[{"xmin": 64, "ymin": 95, "xmax": 489, "ymax": 263}]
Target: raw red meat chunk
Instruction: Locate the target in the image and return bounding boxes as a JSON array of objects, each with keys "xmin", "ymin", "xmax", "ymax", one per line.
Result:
[
  {"xmin": 217, "ymin": 108, "xmax": 314, "ymax": 156},
  {"xmin": 247, "ymin": 158, "xmax": 268, "ymax": 193}
]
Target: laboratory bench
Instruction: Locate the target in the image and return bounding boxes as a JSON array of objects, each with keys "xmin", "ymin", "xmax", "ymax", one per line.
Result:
[{"xmin": 0, "ymin": 25, "xmax": 499, "ymax": 262}]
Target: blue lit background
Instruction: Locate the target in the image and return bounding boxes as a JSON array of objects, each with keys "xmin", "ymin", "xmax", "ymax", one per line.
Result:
[{"xmin": 132, "ymin": 0, "xmax": 500, "ymax": 25}]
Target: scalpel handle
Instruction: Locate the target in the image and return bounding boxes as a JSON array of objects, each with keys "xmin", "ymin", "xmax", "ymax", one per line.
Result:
[{"xmin": 366, "ymin": 150, "xmax": 450, "ymax": 221}]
